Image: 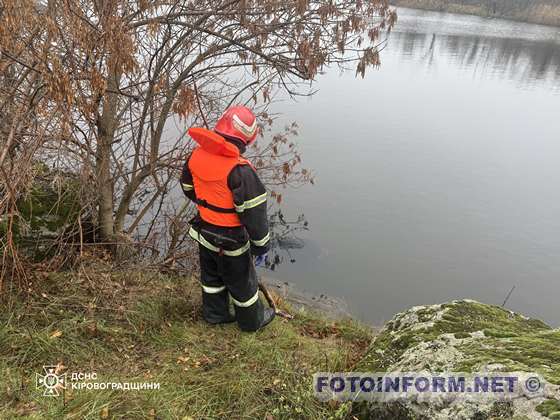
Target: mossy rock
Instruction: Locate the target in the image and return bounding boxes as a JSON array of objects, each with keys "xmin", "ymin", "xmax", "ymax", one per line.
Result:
[
  {"xmin": 1, "ymin": 163, "xmax": 90, "ymax": 260},
  {"xmin": 355, "ymin": 300, "xmax": 560, "ymax": 419},
  {"xmin": 537, "ymin": 399, "xmax": 560, "ymax": 418},
  {"xmin": 18, "ymin": 167, "xmax": 81, "ymax": 234}
]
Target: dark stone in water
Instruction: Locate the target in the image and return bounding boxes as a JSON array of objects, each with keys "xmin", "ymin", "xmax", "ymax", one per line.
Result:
[{"xmin": 276, "ymin": 237, "xmax": 305, "ymax": 250}]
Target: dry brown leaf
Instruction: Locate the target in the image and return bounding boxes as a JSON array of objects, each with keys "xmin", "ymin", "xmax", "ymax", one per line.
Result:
[
  {"xmin": 49, "ymin": 330, "xmax": 62, "ymax": 339},
  {"xmin": 54, "ymin": 363, "xmax": 66, "ymax": 375},
  {"xmin": 100, "ymin": 407, "xmax": 109, "ymax": 419}
]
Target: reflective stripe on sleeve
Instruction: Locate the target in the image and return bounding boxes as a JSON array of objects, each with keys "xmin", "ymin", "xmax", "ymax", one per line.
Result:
[
  {"xmin": 201, "ymin": 284, "xmax": 226, "ymax": 294},
  {"xmin": 251, "ymin": 232, "xmax": 270, "ymax": 247},
  {"xmin": 189, "ymin": 227, "xmax": 250, "ymax": 257},
  {"xmin": 230, "ymin": 290, "xmax": 260, "ymax": 308},
  {"xmin": 235, "ymin": 192, "xmax": 267, "ymax": 213},
  {"xmin": 181, "ymin": 182, "xmax": 194, "ymax": 191}
]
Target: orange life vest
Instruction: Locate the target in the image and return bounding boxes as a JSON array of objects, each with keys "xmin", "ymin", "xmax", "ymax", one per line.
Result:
[{"xmin": 187, "ymin": 127, "xmax": 251, "ymax": 227}]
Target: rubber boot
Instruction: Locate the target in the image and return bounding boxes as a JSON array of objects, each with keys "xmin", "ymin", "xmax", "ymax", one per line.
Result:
[
  {"xmin": 235, "ymin": 299, "xmax": 276, "ymax": 332},
  {"xmin": 202, "ymin": 290, "xmax": 236, "ymax": 324},
  {"xmin": 260, "ymin": 307, "xmax": 276, "ymax": 329},
  {"xmin": 205, "ymin": 315, "xmax": 236, "ymax": 325}
]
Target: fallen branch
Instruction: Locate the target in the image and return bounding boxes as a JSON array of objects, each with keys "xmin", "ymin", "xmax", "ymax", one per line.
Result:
[{"xmin": 258, "ymin": 280, "xmax": 294, "ymax": 320}]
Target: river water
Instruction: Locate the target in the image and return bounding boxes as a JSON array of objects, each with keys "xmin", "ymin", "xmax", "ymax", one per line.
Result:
[{"xmin": 267, "ymin": 8, "xmax": 560, "ymax": 326}]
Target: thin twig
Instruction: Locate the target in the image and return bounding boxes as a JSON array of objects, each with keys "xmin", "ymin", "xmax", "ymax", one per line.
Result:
[
  {"xmin": 502, "ymin": 285, "xmax": 516, "ymax": 307},
  {"xmin": 192, "ymin": 79, "xmax": 209, "ymax": 129}
]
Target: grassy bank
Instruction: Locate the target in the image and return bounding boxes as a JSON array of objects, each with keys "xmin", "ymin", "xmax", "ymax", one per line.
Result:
[
  {"xmin": 393, "ymin": 0, "xmax": 560, "ymax": 26},
  {"xmin": 0, "ymin": 261, "xmax": 373, "ymax": 419}
]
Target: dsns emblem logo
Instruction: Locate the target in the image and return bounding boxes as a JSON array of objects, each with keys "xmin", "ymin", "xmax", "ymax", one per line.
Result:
[{"xmin": 36, "ymin": 365, "xmax": 66, "ymax": 397}]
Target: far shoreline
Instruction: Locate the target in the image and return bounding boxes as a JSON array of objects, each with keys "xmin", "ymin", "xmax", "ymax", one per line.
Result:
[{"xmin": 391, "ymin": 1, "xmax": 560, "ymax": 28}]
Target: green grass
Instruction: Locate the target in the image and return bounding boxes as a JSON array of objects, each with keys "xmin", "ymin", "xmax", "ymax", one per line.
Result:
[
  {"xmin": 0, "ymin": 262, "xmax": 373, "ymax": 419},
  {"xmin": 537, "ymin": 399, "xmax": 560, "ymax": 419}
]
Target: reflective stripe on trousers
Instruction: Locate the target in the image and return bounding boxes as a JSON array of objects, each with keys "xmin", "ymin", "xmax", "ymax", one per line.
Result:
[
  {"xmin": 201, "ymin": 284, "xmax": 226, "ymax": 294},
  {"xmin": 189, "ymin": 227, "xmax": 250, "ymax": 256},
  {"xmin": 200, "ymin": 285, "xmax": 259, "ymax": 308},
  {"xmin": 230, "ymin": 290, "xmax": 259, "ymax": 307}
]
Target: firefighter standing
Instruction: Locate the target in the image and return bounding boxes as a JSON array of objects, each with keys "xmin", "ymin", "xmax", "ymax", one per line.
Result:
[{"xmin": 181, "ymin": 106, "xmax": 275, "ymax": 332}]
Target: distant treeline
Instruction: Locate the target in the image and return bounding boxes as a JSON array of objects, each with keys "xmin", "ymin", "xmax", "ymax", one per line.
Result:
[{"xmin": 392, "ymin": 0, "xmax": 560, "ymax": 26}]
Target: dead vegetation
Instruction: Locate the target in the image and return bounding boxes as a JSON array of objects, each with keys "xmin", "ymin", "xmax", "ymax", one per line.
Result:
[
  {"xmin": 0, "ymin": 0, "xmax": 397, "ymax": 289},
  {"xmin": 0, "ymin": 260, "xmax": 375, "ymax": 418}
]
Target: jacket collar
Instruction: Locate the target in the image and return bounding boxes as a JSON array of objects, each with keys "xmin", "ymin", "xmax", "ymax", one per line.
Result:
[
  {"xmin": 222, "ymin": 134, "xmax": 246, "ymax": 154},
  {"xmin": 187, "ymin": 127, "xmax": 239, "ymax": 157}
]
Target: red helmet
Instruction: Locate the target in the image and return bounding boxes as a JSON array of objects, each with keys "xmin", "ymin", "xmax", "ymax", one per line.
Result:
[{"xmin": 214, "ymin": 105, "xmax": 258, "ymax": 145}]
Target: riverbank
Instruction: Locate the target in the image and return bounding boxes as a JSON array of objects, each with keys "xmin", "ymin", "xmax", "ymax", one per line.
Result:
[
  {"xmin": 392, "ymin": 0, "xmax": 560, "ymax": 26},
  {"xmin": 0, "ymin": 261, "xmax": 372, "ymax": 418},
  {"xmin": 2, "ymin": 261, "xmax": 559, "ymax": 418}
]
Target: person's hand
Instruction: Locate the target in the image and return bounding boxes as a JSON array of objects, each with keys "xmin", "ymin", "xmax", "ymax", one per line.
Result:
[{"xmin": 254, "ymin": 253, "xmax": 267, "ymax": 267}]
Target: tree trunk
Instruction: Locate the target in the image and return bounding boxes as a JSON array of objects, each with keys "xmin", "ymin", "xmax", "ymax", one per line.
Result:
[{"xmin": 95, "ymin": 70, "xmax": 120, "ymax": 242}]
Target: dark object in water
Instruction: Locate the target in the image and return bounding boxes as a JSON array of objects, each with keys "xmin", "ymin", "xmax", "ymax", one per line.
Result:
[{"xmin": 276, "ymin": 237, "xmax": 305, "ymax": 250}]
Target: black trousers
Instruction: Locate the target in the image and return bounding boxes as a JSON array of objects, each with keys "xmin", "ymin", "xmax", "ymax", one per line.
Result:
[{"xmin": 198, "ymin": 244, "xmax": 265, "ymax": 331}]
